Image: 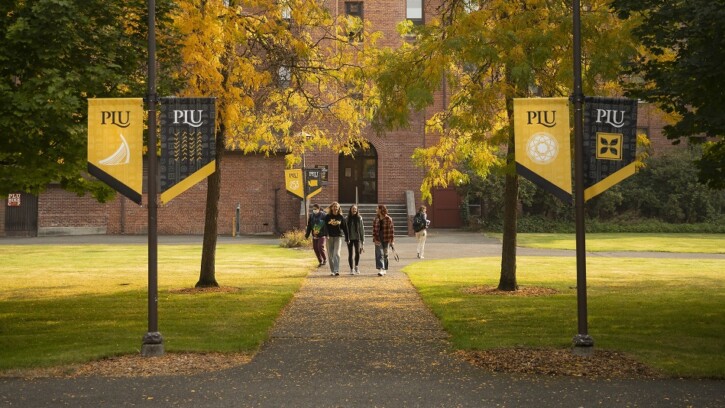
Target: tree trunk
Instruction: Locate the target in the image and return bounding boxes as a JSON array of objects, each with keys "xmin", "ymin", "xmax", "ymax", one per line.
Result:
[
  {"xmin": 196, "ymin": 122, "xmax": 225, "ymax": 288},
  {"xmin": 498, "ymin": 96, "xmax": 518, "ymax": 291},
  {"xmin": 498, "ymin": 167, "xmax": 518, "ymax": 291}
]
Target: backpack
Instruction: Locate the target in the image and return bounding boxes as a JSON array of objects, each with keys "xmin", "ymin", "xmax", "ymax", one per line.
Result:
[{"xmin": 413, "ymin": 213, "xmax": 425, "ymax": 232}]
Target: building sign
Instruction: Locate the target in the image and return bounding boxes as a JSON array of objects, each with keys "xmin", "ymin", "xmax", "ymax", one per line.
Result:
[
  {"xmin": 304, "ymin": 168, "xmax": 323, "ymax": 199},
  {"xmin": 7, "ymin": 193, "xmax": 21, "ymax": 207},
  {"xmin": 87, "ymin": 98, "xmax": 144, "ymax": 204},
  {"xmin": 159, "ymin": 97, "xmax": 217, "ymax": 204},
  {"xmin": 583, "ymin": 97, "xmax": 638, "ymax": 201},
  {"xmin": 514, "ymin": 97, "xmax": 572, "ymax": 203},
  {"xmin": 315, "ymin": 165, "xmax": 329, "ymax": 185},
  {"xmin": 285, "ymin": 168, "xmax": 323, "ymax": 200}
]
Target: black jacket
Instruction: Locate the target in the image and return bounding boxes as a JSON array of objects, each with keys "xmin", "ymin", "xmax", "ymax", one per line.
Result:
[
  {"xmin": 323, "ymin": 213, "xmax": 348, "ymax": 239},
  {"xmin": 345, "ymin": 214, "xmax": 365, "ymax": 243}
]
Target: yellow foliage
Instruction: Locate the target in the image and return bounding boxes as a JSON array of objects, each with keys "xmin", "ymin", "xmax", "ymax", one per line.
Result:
[{"xmin": 172, "ymin": 0, "xmax": 376, "ymax": 163}]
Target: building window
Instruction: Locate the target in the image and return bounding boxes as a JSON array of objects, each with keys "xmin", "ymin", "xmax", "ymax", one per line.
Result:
[
  {"xmin": 278, "ymin": 0, "xmax": 291, "ymax": 21},
  {"xmin": 278, "ymin": 66, "xmax": 291, "ymax": 88},
  {"xmin": 407, "ymin": 0, "xmax": 423, "ymax": 25},
  {"xmin": 345, "ymin": 2, "xmax": 364, "ymax": 42},
  {"xmin": 281, "ymin": 6, "xmax": 291, "ymax": 21}
]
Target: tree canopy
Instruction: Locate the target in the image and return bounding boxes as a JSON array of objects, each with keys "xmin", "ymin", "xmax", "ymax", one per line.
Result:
[
  {"xmin": 0, "ymin": 0, "xmax": 180, "ymax": 199},
  {"xmin": 173, "ymin": 0, "xmax": 375, "ymax": 163},
  {"xmin": 172, "ymin": 0, "xmax": 376, "ymax": 286},
  {"xmin": 374, "ymin": 0, "xmax": 636, "ymax": 201},
  {"xmin": 612, "ymin": 0, "xmax": 725, "ymax": 189},
  {"xmin": 372, "ymin": 0, "xmax": 636, "ymax": 289}
]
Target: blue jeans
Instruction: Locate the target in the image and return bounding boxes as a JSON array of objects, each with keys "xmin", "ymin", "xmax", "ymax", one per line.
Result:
[{"xmin": 375, "ymin": 242, "xmax": 389, "ymax": 270}]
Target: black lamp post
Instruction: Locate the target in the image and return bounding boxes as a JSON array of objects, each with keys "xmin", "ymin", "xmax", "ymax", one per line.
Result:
[
  {"xmin": 572, "ymin": 0, "xmax": 594, "ymax": 354},
  {"xmin": 141, "ymin": 0, "xmax": 164, "ymax": 357}
]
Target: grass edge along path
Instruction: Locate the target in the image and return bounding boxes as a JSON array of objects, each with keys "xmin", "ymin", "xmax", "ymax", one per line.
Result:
[
  {"xmin": 0, "ymin": 244, "xmax": 314, "ymax": 371},
  {"xmin": 404, "ymin": 256, "xmax": 725, "ymax": 379},
  {"xmin": 490, "ymin": 232, "xmax": 725, "ymax": 253}
]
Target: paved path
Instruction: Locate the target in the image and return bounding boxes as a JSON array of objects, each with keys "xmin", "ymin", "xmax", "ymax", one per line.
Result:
[{"xmin": 1, "ymin": 231, "xmax": 723, "ymax": 407}]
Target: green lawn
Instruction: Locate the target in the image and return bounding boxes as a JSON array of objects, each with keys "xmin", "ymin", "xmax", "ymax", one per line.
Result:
[
  {"xmin": 404, "ymin": 256, "xmax": 725, "ymax": 378},
  {"xmin": 0, "ymin": 244, "xmax": 313, "ymax": 370},
  {"xmin": 3, "ymin": 236, "xmax": 724, "ymax": 378},
  {"xmin": 491, "ymin": 233, "xmax": 725, "ymax": 253}
]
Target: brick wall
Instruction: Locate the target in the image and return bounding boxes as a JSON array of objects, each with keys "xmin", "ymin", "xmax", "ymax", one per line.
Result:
[
  {"xmin": 38, "ymin": 185, "xmax": 110, "ymax": 235},
  {"xmin": 637, "ymin": 102, "xmax": 684, "ymax": 155},
  {"xmin": 38, "ymin": 153, "xmax": 299, "ymax": 236}
]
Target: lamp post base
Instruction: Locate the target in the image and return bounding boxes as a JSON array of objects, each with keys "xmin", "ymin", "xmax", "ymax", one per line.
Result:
[
  {"xmin": 572, "ymin": 333, "xmax": 594, "ymax": 356},
  {"xmin": 141, "ymin": 332, "xmax": 164, "ymax": 357}
]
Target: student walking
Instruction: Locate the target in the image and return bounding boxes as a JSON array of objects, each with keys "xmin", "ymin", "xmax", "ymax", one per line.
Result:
[
  {"xmin": 372, "ymin": 204, "xmax": 394, "ymax": 276},
  {"xmin": 305, "ymin": 203, "xmax": 328, "ymax": 267},
  {"xmin": 413, "ymin": 205, "xmax": 431, "ymax": 259},
  {"xmin": 345, "ymin": 204, "xmax": 365, "ymax": 275},
  {"xmin": 323, "ymin": 202, "xmax": 348, "ymax": 276}
]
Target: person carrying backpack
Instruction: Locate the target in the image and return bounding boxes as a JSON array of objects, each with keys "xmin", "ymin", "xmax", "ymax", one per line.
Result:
[
  {"xmin": 305, "ymin": 203, "xmax": 328, "ymax": 267},
  {"xmin": 413, "ymin": 205, "xmax": 430, "ymax": 259}
]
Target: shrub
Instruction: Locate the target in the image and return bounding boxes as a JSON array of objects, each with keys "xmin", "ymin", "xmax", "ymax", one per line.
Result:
[
  {"xmin": 459, "ymin": 149, "xmax": 725, "ymax": 232},
  {"xmin": 279, "ymin": 229, "xmax": 312, "ymax": 248}
]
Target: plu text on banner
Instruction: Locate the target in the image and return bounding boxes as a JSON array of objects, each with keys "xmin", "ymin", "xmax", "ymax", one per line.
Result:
[{"xmin": 514, "ymin": 98, "xmax": 572, "ymax": 203}]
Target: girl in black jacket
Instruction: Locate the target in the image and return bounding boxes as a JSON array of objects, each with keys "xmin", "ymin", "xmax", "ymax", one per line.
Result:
[
  {"xmin": 345, "ymin": 204, "xmax": 365, "ymax": 275},
  {"xmin": 322, "ymin": 202, "xmax": 348, "ymax": 276}
]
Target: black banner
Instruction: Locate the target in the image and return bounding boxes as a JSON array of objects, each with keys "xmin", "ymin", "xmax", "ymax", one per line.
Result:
[
  {"xmin": 583, "ymin": 97, "xmax": 638, "ymax": 200},
  {"xmin": 159, "ymin": 97, "xmax": 216, "ymax": 204}
]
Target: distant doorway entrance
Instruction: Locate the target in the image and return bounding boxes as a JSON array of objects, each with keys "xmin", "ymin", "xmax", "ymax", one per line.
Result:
[
  {"xmin": 4, "ymin": 192, "xmax": 38, "ymax": 237},
  {"xmin": 430, "ymin": 187, "xmax": 463, "ymax": 228},
  {"xmin": 339, "ymin": 144, "xmax": 377, "ymax": 203}
]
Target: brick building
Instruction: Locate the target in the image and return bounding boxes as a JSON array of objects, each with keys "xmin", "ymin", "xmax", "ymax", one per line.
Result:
[{"xmin": 0, "ymin": 1, "xmax": 687, "ymax": 237}]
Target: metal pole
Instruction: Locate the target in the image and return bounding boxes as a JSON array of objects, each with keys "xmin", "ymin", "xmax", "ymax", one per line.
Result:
[
  {"xmin": 303, "ymin": 152, "xmax": 309, "ymax": 227},
  {"xmin": 141, "ymin": 0, "xmax": 164, "ymax": 357},
  {"xmin": 235, "ymin": 203, "xmax": 241, "ymax": 237},
  {"xmin": 572, "ymin": 0, "xmax": 593, "ymax": 353}
]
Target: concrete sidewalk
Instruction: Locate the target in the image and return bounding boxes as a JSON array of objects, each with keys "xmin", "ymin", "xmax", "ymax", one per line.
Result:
[{"xmin": 1, "ymin": 230, "xmax": 723, "ymax": 407}]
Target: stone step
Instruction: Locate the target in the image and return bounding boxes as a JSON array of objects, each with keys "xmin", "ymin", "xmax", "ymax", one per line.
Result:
[{"xmin": 340, "ymin": 203, "xmax": 408, "ymax": 236}]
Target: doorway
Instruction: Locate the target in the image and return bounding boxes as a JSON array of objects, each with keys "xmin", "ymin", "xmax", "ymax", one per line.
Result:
[
  {"xmin": 338, "ymin": 144, "xmax": 377, "ymax": 203},
  {"xmin": 4, "ymin": 192, "xmax": 38, "ymax": 237}
]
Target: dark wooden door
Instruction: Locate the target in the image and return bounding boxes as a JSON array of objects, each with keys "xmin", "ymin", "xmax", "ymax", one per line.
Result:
[
  {"xmin": 5, "ymin": 193, "xmax": 38, "ymax": 237},
  {"xmin": 430, "ymin": 187, "xmax": 462, "ymax": 228},
  {"xmin": 339, "ymin": 145, "xmax": 377, "ymax": 203}
]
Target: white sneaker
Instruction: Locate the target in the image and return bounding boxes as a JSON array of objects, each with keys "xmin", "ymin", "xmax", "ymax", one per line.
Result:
[
  {"xmin": 377, "ymin": 269, "xmax": 383, "ymax": 276},
  {"xmin": 420, "ymin": 255, "xmax": 424, "ymax": 259},
  {"xmin": 354, "ymin": 266, "xmax": 360, "ymax": 275},
  {"xmin": 330, "ymin": 271, "xmax": 335, "ymax": 276},
  {"xmin": 380, "ymin": 269, "xmax": 386, "ymax": 276},
  {"xmin": 350, "ymin": 269, "xmax": 355, "ymax": 275}
]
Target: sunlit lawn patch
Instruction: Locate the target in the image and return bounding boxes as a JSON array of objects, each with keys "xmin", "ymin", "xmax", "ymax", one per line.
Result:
[
  {"xmin": 0, "ymin": 244, "xmax": 313, "ymax": 370},
  {"xmin": 489, "ymin": 233, "xmax": 725, "ymax": 253},
  {"xmin": 404, "ymin": 256, "xmax": 725, "ymax": 378}
]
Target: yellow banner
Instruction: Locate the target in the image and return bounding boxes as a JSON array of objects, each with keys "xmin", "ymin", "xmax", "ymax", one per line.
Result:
[
  {"xmin": 88, "ymin": 98, "xmax": 144, "ymax": 204},
  {"xmin": 514, "ymin": 98, "xmax": 572, "ymax": 202},
  {"xmin": 285, "ymin": 169, "xmax": 304, "ymax": 199}
]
